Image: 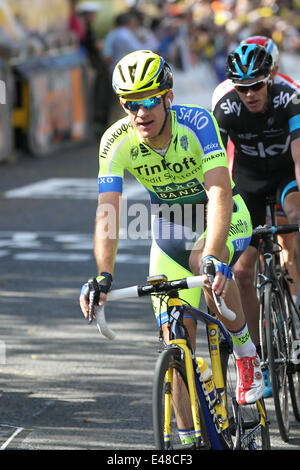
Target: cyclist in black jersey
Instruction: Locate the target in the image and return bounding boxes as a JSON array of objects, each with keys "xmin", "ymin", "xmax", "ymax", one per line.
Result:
[
  {"xmin": 212, "ymin": 36, "xmax": 300, "ymax": 312},
  {"xmin": 213, "ymin": 43, "xmax": 300, "ymax": 350}
]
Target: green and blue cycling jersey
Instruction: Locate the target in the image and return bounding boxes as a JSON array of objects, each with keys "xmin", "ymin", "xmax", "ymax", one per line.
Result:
[
  {"xmin": 98, "ymin": 105, "xmax": 252, "ymax": 324},
  {"xmin": 99, "ymin": 105, "xmax": 232, "ymax": 204}
]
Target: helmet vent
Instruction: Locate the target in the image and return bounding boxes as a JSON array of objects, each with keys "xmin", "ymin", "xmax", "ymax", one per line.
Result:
[
  {"xmin": 138, "ymin": 80, "xmax": 153, "ymax": 90},
  {"xmin": 128, "ymin": 64, "xmax": 137, "ymax": 83},
  {"xmin": 117, "ymin": 65, "xmax": 126, "ymax": 83},
  {"xmin": 140, "ymin": 58, "xmax": 155, "ymax": 81}
]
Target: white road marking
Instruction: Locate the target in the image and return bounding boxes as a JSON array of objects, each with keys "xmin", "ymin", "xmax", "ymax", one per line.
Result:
[
  {"xmin": 4, "ymin": 178, "xmax": 149, "ymax": 201},
  {"xmin": 0, "ymin": 425, "xmax": 24, "ymax": 450},
  {"xmin": 0, "ymin": 231, "xmax": 150, "ymax": 263},
  {"xmin": 4, "ymin": 178, "xmax": 97, "ymax": 200},
  {"xmin": 14, "ymin": 252, "xmax": 92, "ymax": 262}
]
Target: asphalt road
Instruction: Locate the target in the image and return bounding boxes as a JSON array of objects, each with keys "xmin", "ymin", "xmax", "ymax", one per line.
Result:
[{"xmin": 0, "ymin": 139, "xmax": 300, "ymax": 458}]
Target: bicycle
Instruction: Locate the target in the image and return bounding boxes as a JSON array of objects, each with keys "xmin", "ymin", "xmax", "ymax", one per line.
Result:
[
  {"xmin": 253, "ymin": 200, "xmax": 300, "ymax": 443},
  {"xmin": 88, "ymin": 272, "xmax": 271, "ymax": 450}
]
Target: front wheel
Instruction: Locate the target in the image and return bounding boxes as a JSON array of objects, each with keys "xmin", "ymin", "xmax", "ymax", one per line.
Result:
[{"xmin": 152, "ymin": 347, "xmax": 206, "ymax": 450}]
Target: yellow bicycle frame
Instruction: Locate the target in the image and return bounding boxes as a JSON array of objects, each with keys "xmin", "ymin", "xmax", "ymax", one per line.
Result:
[
  {"xmin": 208, "ymin": 323, "xmax": 230, "ymax": 430},
  {"xmin": 163, "ymin": 298, "xmax": 232, "ymax": 444},
  {"xmin": 162, "ymin": 297, "xmax": 202, "ymax": 444},
  {"xmin": 160, "ymin": 296, "xmax": 268, "ymax": 448}
]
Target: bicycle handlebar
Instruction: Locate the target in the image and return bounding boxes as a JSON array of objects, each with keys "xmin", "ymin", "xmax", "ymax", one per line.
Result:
[
  {"xmin": 94, "ymin": 275, "xmax": 236, "ymax": 340},
  {"xmin": 253, "ymin": 222, "xmax": 300, "ymax": 237}
]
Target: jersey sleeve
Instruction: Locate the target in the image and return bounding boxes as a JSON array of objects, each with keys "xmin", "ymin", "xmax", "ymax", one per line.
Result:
[
  {"xmin": 98, "ymin": 119, "xmax": 132, "ymax": 194},
  {"xmin": 212, "ymin": 103, "xmax": 229, "ymax": 149},
  {"xmin": 287, "ymin": 91, "xmax": 300, "ymax": 141},
  {"xmin": 211, "ymin": 79, "xmax": 234, "ymax": 111},
  {"xmin": 198, "ymin": 110, "xmax": 229, "ymax": 173}
]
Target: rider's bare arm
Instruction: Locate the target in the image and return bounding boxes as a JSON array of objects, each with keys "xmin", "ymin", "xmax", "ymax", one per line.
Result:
[
  {"xmin": 79, "ymin": 191, "xmax": 121, "ymax": 317},
  {"xmin": 203, "ymin": 166, "xmax": 233, "ymax": 262},
  {"xmin": 291, "ymin": 137, "xmax": 300, "ymax": 190},
  {"xmin": 94, "ymin": 191, "xmax": 121, "ymax": 276}
]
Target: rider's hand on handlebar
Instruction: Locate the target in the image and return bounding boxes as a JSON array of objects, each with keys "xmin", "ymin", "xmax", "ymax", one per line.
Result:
[
  {"xmin": 79, "ymin": 272, "xmax": 113, "ymax": 321},
  {"xmin": 200, "ymin": 256, "xmax": 232, "ymax": 298}
]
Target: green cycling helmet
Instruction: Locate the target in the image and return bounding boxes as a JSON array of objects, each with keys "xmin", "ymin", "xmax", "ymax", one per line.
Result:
[{"xmin": 112, "ymin": 50, "xmax": 173, "ymax": 97}]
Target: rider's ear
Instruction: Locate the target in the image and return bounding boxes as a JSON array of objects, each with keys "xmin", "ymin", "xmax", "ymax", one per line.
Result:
[
  {"xmin": 167, "ymin": 90, "xmax": 174, "ymax": 109},
  {"xmin": 120, "ymin": 100, "xmax": 126, "ymax": 112},
  {"xmin": 119, "ymin": 99, "xmax": 130, "ymax": 115}
]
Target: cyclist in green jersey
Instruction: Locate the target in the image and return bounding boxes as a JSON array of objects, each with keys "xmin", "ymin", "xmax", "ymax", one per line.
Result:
[{"xmin": 79, "ymin": 50, "xmax": 264, "ymax": 409}]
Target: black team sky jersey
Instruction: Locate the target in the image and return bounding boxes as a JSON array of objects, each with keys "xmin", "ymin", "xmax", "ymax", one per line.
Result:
[{"xmin": 213, "ymin": 83, "xmax": 300, "ymax": 177}]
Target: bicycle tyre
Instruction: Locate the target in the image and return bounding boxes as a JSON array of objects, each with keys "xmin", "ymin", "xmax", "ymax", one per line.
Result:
[
  {"xmin": 152, "ymin": 347, "xmax": 208, "ymax": 450},
  {"xmin": 283, "ymin": 281, "xmax": 300, "ymax": 422},
  {"xmin": 288, "ymin": 365, "xmax": 300, "ymax": 423},
  {"xmin": 264, "ymin": 282, "xmax": 290, "ymax": 442},
  {"xmin": 220, "ymin": 339, "xmax": 271, "ymax": 450}
]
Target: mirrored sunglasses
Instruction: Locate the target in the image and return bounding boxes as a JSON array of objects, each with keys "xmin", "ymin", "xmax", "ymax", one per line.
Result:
[
  {"xmin": 233, "ymin": 76, "xmax": 270, "ymax": 94},
  {"xmin": 121, "ymin": 90, "xmax": 167, "ymax": 112}
]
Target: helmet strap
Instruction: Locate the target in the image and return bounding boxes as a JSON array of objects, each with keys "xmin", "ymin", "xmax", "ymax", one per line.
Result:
[{"xmin": 158, "ymin": 94, "xmax": 171, "ymax": 135}]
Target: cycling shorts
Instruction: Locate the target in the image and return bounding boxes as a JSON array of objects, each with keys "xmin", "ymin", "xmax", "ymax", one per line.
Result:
[
  {"xmin": 149, "ymin": 194, "xmax": 252, "ymax": 326},
  {"xmin": 236, "ymin": 175, "xmax": 298, "ymax": 248}
]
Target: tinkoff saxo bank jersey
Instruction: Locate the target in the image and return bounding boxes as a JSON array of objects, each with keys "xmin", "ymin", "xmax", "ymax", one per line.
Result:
[{"xmin": 98, "ymin": 105, "xmax": 235, "ymax": 205}]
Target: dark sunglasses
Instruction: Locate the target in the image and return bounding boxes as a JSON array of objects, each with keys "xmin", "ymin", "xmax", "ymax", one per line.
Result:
[
  {"xmin": 233, "ymin": 76, "xmax": 270, "ymax": 94},
  {"xmin": 121, "ymin": 90, "xmax": 168, "ymax": 112}
]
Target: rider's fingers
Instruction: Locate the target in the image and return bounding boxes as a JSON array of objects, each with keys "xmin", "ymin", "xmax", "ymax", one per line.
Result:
[
  {"xmin": 220, "ymin": 278, "xmax": 230, "ymax": 298},
  {"xmin": 79, "ymin": 294, "xmax": 89, "ymax": 318},
  {"xmin": 212, "ymin": 272, "xmax": 228, "ymax": 296},
  {"xmin": 201, "ymin": 274, "xmax": 212, "ymax": 288},
  {"xmin": 98, "ymin": 292, "xmax": 107, "ymax": 307}
]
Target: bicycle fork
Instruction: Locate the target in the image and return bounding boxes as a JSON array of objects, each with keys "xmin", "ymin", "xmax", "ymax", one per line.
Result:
[
  {"xmin": 168, "ymin": 337, "xmax": 227, "ymax": 449},
  {"xmin": 165, "ymin": 339, "xmax": 202, "ymax": 446},
  {"xmin": 207, "ymin": 323, "xmax": 230, "ymax": 432}
]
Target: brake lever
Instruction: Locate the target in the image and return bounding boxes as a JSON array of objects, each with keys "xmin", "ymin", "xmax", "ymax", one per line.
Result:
[
  {"xmin": 88, "ymin": 278, "xmax": 99, "ymax": 324},
  {"xmin": 203, "ymin": 260, "xmax": 236, "ymax": 321}
]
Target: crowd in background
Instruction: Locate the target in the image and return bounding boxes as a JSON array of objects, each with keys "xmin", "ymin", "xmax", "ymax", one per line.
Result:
[
  {"xmin": 0, "ymin": 0, "xmax": 299, "ymax": 153},
  {"xmin": 67, "ymin": 0, "xmax": 300, "ymax": 128}
]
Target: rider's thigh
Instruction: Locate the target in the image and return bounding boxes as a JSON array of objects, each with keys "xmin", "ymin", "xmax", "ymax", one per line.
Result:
[
  {"xmin": 233, "ymin": 245, "xmax": 258, "ymax": 288},
  {"xmin": 283, "ymin": 191, "xmax": 300, "ymax": 223}
]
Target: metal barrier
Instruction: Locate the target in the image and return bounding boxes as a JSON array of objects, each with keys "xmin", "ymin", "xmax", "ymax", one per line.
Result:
[{"xmin": 0, "ymin": 58, "xmax": 15, "ymax": 162}]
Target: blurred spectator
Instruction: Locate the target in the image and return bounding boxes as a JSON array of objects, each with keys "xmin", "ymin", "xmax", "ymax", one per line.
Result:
[
  {"xmin": 102, "ymin": 10, "xmax": 158, "ymax": 73},
  {"xmin": 102, "ymin": 14, "xmax": 123, "ymax": 70},
  {"xmin": 68, "ymin": 0, "xmax": 85, "ymax": 43},
  {"xmin": 76, "ymin": 1, "xmax": 103, "ymax": 67},
  {"xmin": 76, "ymin": 1, "xmax": 111, "ymax": 131},
  {"xmin": 131, "ymin": 8, "xmax": 160, "ymax": 53},
  {"xmin": 65, "ymin": 0, "xmax": 300, "ymax": 123}
]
